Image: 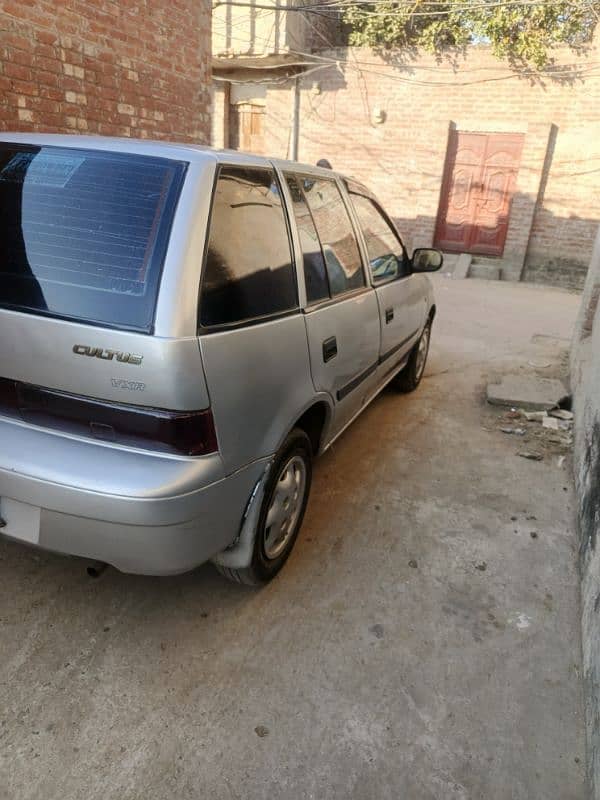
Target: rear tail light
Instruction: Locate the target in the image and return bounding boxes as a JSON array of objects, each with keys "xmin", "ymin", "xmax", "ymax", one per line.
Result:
[{"xmin": 0, "ymin": 377, "xmax": 218, "ymax": 456}]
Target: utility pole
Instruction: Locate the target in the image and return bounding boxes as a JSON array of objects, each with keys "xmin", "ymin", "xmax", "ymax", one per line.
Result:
[{"xmin": 290, "ymin": 76, "xmax": 300, "ymax": 161}]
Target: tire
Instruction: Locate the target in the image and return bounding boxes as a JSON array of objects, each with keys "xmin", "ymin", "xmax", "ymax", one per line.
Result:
[
  {"xmin": 214, "ymin": 428, "xmax": 313, "ymax": 586},
  {"xmin": 392, "ymin": 319, "xmax": 432, "ymax": 393}
]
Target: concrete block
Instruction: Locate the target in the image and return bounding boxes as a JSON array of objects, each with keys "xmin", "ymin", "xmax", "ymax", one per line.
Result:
[
  {"xmin": 470, "ymin": 263, "xmax": 501, "ymax": 280},
  {"xmin": 487, "ymin": 374, "xmax": 569, "ymax": 410},
  {"xmin": 542, "ymin": 415, "xmax": 560, "ymax": 430},
  {"xmin": 440, "ymin": 253, "xmax": 458, "ymax": 277},
  {"xmin": 452, "ymin": 253, "xmax": 472, "ymax": 280}
]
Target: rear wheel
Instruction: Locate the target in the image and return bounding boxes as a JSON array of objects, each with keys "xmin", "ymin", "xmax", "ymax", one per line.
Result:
[
  {"xmin": 215, "ymin": 428, "xmax": 312, "ymax": 585},
  {"xmin": 392, "ymin": 319, "xmax": 431, "ymax": 393}
]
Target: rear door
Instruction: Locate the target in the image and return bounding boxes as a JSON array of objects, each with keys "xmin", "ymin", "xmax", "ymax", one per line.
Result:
[
  {"xmin": 348, "ymin": 191, "xmax": 425, "ymax": 371},
  {"xmin": 283, "ymin": 173, "xmax": 380, "ymax": 437},
  {"xmin": 197, "ymin": 164, "xmax": 315, "ymax": 473}
]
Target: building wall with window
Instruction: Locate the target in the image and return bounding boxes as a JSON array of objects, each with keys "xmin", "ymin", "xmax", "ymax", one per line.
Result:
[
  {"xmin": 214, "ymin": 42, "xmax": 600, "ymax": 287},
  {"xmin": 213, "ymin": 0, "xmax": 340, "ymax": 61},
  {"xmin": 0, "ymin": 0, "xmax": 211, "ymax": 142},
  {"xmin": 213, "ymin": 1, "xmax": 316, "ymax": 59},
  {"xmin": 211, "ymin": 0, "xmax": 342, "ymax": 159}
]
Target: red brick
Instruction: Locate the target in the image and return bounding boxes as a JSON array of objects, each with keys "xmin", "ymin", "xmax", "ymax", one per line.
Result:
[
  {"xmin": 34, "ymin": 97, "xmax": 61, "ymax": 114},
  {"xmin": 32, "ymin": 55, "xmax": 62, "ymax": 74},
  {"xmin": 40, "ymin": 85, "xmax": 63, "ymax": 101},
  {"xmin": 34, "ymin": 42, "xmax": 57, "ymax": 59},
  {"xmin": 4, "ymin": 34, "xmax": 31, "ymax": 51},
  {"xmin": 35, "ymin": 29, "xmax": 58, "ymax": 45},
  {"xmin": 3, "ymin": 61, "xmax": 32, "ymax": 80},
  {"xmin": 10, "ymin": 79, "xmax": 38, "ymax": 96},
  {"xmin": 9, "ymin": 49, "xmax": 35, "ymax": 68}
]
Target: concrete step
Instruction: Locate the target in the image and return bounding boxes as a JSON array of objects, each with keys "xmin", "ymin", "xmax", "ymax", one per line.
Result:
[
  {"xmin": 469, "ymin": 262, "xmax": 501, "ymax": 280},
  {"xmin": 439, "ymin": 253, "xmax": 503, "ymax": 281}
]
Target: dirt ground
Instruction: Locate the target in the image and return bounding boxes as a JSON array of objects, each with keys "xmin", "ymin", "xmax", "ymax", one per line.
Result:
[{"xmin": 0, "ymin": 276, "xmax": 585, "ymax": 800}]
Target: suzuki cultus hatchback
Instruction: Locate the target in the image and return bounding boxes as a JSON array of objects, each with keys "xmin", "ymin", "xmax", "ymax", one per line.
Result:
[{"xmin": 0, "ymin": 135, "xmax": 442, "ymax": 584}]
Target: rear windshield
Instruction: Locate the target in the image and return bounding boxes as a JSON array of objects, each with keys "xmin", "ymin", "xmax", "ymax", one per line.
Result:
[{"xmin": 0, "ymin": 144, "xmax": 186, "ymax": 332}]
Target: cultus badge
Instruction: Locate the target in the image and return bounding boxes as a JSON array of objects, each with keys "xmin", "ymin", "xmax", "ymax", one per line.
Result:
[{"xmin": 73, "ymin": 345, "xmax": 143, "ymax": 365}]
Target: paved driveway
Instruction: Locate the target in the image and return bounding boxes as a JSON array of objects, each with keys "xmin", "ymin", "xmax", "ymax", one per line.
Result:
[{"xmin": 0, "ymin": 278, "xmax": 584, "ymax": 800}]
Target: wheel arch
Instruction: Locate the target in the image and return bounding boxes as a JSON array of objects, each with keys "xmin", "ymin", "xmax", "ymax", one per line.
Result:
[{"xmin": 290, "ymin": 399, "xmax": 332, "ymax": 457}]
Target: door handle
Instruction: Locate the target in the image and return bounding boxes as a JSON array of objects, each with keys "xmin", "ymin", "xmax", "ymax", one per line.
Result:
[
  {"xmin": 322, "ymin": 336, "xmax": 338, "ymax": 363},
  {"xmin": 385, "ymin": 308, "xmax": 394, "ymax": 324}
]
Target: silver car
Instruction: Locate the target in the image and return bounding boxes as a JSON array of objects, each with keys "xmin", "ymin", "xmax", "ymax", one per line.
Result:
[{"xmin": 0, "ymin": 134, "xmax": 441, "ymax": 583}]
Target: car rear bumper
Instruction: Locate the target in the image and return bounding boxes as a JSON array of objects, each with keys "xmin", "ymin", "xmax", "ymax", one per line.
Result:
[{"xmin": 0, "ymin": 417, "xmax": 270, "ymax": 574}]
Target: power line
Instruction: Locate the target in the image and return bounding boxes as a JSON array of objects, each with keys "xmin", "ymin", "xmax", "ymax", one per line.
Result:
[
  {"xmin": 213, "ymin": 13, "xmax": 600, "ymax": 73},
  {"xmin": 296, "ymin": 49, "xmax": 600, "ymax": 82},
  {"xmin": 213, "ymin": 0, "xmax": 570, "ymax": 7},
  {"xmin": 214, "ymin": 27, "xmax": 600, "ymax": 84},
  {"xmin": 213, "ymin": 0, "xmax": 594, "ymax": 15},
  {"xmin": 213, "ymin": 0, "xmax": 600, "ymax": 84},
  {"xmin": 303, "ymin": 0, "xmax": 583, "ymax": 7},
  {"xmin": 302, "ymin": 0, "xmax": 576, "ymax": 5}
]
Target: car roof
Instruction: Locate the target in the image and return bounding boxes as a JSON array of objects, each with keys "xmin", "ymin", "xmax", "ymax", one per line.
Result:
[{"xmin": 0, "ymin": 133, "xmax": 365, "ymax": 186}]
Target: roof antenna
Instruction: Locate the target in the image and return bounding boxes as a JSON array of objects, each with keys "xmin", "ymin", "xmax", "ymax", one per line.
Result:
[{"xmin": 316, "ymin": 158, "xmax": 332, "ymax": 169}]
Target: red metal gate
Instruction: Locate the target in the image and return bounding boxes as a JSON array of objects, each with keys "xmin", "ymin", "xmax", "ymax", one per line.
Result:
[{"xmin": 434, "ymin": 131, "xmax": 524, "ymax": 257}]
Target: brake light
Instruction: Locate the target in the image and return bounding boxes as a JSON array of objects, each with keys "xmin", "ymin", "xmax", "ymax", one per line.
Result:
[{"xmin": 0, "ymin": 377, "xmax": 218, "ymax": 456}]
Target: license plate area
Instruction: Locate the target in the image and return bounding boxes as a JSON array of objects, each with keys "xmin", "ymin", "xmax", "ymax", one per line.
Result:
[{"xmin": 0, "ymin": 498, "xmax": 41, "ymax": 545}]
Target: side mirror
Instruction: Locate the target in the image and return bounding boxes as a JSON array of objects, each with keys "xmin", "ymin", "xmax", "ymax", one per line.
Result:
[{"xmin": 411, "ymin": 248, "xmax": 444, "ymax": 273}]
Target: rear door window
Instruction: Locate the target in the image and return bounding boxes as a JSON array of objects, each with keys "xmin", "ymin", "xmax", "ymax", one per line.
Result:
[
  {"xmin": 283, "ymin": 173, "xmax": 329, "ymax": 305},
  {"xmin": 299, "ymin": 176, "xmax": 365, "ymax": 297},
  {"xmin": 0, "ymin": 144, "xmax": 186, "ymax": 332},
  {"xmin": 200, "ymin": 166, "xmax": 297, "ymax": 328}
]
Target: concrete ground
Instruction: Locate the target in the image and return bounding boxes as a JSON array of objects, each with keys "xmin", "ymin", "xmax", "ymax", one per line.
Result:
[{"xmin": 0, "ymin": 278, "xmax": 585, "ymax": 800}]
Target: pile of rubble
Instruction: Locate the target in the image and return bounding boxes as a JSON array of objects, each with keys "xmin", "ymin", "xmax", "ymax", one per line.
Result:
[
  {"xmin": 486, "ymin": 374, "xmax": 573, "ymax": 462},
  {"xmin": 496, "ymin": 407, "xmax": 573, "ymax": 461}
]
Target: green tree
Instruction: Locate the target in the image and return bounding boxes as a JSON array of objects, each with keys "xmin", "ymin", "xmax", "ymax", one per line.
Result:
[{"xmin": 343, "ymin": 1, "xmax": 600, "ymax": 68}]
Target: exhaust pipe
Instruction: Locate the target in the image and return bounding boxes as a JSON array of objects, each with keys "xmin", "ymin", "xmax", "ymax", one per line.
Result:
[{"xmin": 86, "ymin": 561, "xmax": 108, "ymax": 578}]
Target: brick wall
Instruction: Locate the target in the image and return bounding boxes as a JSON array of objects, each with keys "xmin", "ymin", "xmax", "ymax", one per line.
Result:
[
  {"xmin": 216, "ymin": 43, "xmax": 600, "ymax": 282},
  {"xmin": 0, "ymin": 0, "xmax": 211, "ymax": 142}
]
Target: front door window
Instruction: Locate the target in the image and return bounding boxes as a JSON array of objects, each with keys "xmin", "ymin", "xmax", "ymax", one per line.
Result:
[{"xmin": 350, "ymin": 194, "xmax": 408, "ymax": 284}]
